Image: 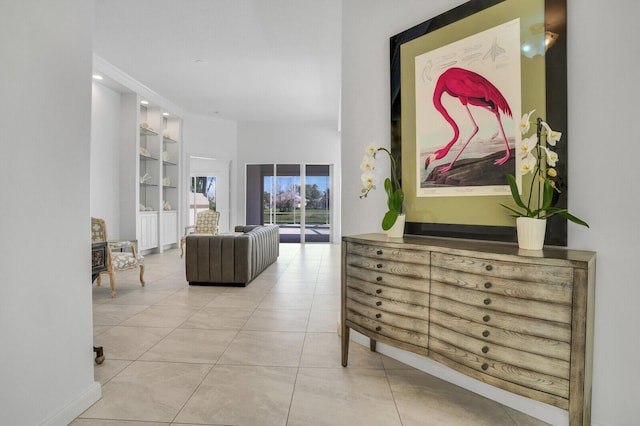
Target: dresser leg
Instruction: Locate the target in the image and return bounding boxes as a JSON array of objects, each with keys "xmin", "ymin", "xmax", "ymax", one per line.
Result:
[
  {"xmin": 370, "ymin": 339, "xmax": 377, "ymax": 352},
  {"xmin": 341, "ymin": 327, "xmax": 350, "ymax": 367}
]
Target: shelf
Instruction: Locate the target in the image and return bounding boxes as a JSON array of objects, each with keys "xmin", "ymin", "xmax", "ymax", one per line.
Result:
[
  {"xmin": 140, "ymin": 126, "xmax": 158, "ymax": 136},
  {"xmin": 140, "ymin": 155, "xmax": 158, "ymax": 161},
  {"xmin": 162, "ymin": 185, "xmax": 177, "ymax": 189},
  {"xmin": 140, "ymin": 183, "xmax": 158, "ymax": 187},
  {"xmin": 163, "ymin": 160, "xmax": 177, "ymax": 166},
  {"xmin": 163, "ymin": 136, "xmax": 178, "ymax": 144}
]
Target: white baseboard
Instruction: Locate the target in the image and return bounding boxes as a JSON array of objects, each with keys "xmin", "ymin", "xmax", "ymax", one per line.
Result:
[{"xmin": 40, "ymin": 381, "xmax": 101, "ymax": 426}]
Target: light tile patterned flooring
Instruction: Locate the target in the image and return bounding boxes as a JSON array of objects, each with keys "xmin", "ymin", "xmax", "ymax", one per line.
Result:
[{"xmin": 73, "ymin": 243, "xmax": 548, "ymax": 426}]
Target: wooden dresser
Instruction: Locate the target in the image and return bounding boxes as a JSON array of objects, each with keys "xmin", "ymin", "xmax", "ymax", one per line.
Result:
[{"xmin": 341, "ymin": 233, "xmax": 596, "ymax": 426}]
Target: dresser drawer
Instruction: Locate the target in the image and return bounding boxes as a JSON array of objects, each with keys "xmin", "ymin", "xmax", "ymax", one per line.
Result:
[
  {"xmin": 347, "ymin": 253, "xmax": 429, "ymax": 279},
  {"xmin": 346, "ymin": 283, "xmax": 429, "ymax": 319},
  {"xmin": 346, "ymin": 305, "xmax": 428, "ymax": 349},
  {"xmin": 346, "ymin": 276, "xmax": 430, "ymax": 308},
  {"xmin": 347, "ymin": 241, "xmax": 430, "ymax": 265},
  {"xmin": 347, "ymin": 298, "xmax": 429, "ymax": 335},
  {"xmin": 432, "ymin": 252, "xmax": 573, "ymax": 286},
  {"xmin": 429, "ymin": 335, "xmax": 570, "ymax": 400},
  {"xmin": 346, "ymin": 265, "xmax": 429, "ymax": 294},
  {"xmin": 430, "ymin": 309, "xmax": 570, "ymax": 361},
  {"xmin": 430, "ymin": 322, "xmax": 569, "ymax": 379},
  {"xmin": 430, "ymin": 294, "xmax": 571, "ymax": 343},
  {"xmin": 432, "ymin": 264, "xmax": 573, "ymax": 305},
  {"xmin": 430, "ymin": 280, "xmax": 571, "ymax": 324}
]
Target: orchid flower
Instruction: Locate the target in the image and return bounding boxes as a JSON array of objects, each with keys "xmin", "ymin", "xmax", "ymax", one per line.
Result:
[
  {"xmin": 519, "ymin": 109, "xmax": 536, "ymax": 135},
  {"xmin": 517, "ymin": 134, "xmax": 538, "ymax": 156},
  {"xmin": 364, "ymin": 144, "xmax": 379, "ymax": 156},
  {"xmin": 540, "ymin": 121, "xmax": 562, "ymax": 146},
  {"xmin": 542, "ymin": 146, "xmax": 559, "ymax": 167},
  {"xmin": 518, "ymin": 153, "xmax": 537, "ymax": 175},
  {"xmin": 360, "ymin": 155, "xmax": 376, "ymax": 172},
  {"xmin": 360, "ymin": 170, "xmax": 377, "ymax": 191}
]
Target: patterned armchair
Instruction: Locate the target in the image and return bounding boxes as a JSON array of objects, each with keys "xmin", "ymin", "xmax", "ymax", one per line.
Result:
[
  {"xmin": 180, "ymin": 210, "xmax": 220, "ymax": 258},
  {"xmin": 91, "ymin": 217, "xmax": 145, "ymax": 297}
]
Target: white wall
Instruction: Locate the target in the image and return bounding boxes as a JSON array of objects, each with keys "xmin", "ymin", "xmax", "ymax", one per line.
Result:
[
  {"xmin": 0, "ymin": 1, "xmax": 100, "ymax": 424},
  {"xmin": 236, "ymin": 120, "xmax": 341, "ymax": 238},
  {"xmin": 90, "ymin": 82, "xmax": 122, "ymax": 236},
  {"xmin": 567, "ymin": 2, "xmax": 640, "ymax": 425},
  {"xmin": 341, "ymin": 1, "xmax": 640, "ymax": 425}
]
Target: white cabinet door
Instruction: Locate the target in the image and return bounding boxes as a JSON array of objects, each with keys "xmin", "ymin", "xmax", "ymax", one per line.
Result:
[
  {"xmin": 162, "ymin": 210, "xmax": 178, "ymax": 245},
  {"xmin": 139, "ymin": 212, "xmax": 158, "ymax": 251}
]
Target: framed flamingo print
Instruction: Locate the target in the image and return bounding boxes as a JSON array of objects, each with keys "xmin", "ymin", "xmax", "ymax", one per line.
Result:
[{"xmin": 390, "ymin": 0, "xmax": 569, "ymax": 245}]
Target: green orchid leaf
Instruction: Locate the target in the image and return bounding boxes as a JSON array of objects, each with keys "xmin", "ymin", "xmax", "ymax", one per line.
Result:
[
  {"xmin": 544, "ymin": 207, "xmax": 590, "ymax": 228},
  {"xmin": 382, "ymin": 209, "xmax": 399, "ymax": 231},
  {"xmin": 384, "ymin": 178, "xmax": 393, "ymax": 197},
  {"xmin": 505, "ymin": 174, "xmax": 528, "ymax": 212},
  {"xmin": 500, "ymin": 204, "xmax": 525, "ymax": 217},
  {"xmin": 541, "ymin": 179, "xmax": 555, "ymax": 210}
]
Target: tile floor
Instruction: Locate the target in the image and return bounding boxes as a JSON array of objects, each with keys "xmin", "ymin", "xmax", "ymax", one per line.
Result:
[{"xmin": 73, "ymin": 243, "xmax": 548, "ymax": 426}]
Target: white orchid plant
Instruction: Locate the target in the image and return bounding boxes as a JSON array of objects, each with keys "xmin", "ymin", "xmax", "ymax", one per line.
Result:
[
  {"xmin": 501, "ymin": 110, "xmax": 589, "ymax": 227},
  {"xmin": 360, "ymin": 144, "xmax": 404, "ymax": 231}
]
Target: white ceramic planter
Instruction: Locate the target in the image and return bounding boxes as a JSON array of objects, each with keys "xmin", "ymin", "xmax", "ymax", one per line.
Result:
[
  {"xmin": 386, "ymin": 214, "xmax": 406, "ymax": 238},
  {"xmin": 516, "ymin": 217, "xmax": 547, "ymax": 250}
]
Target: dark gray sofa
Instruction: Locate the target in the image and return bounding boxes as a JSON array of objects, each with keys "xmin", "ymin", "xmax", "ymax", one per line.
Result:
[{"xmin": 185, "ymin": 225, "xmax": 279, "ymax": 286}]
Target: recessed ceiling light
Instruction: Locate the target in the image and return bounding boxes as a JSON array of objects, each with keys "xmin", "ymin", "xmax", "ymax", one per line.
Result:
[
  {"xmin": 92, "ymin": 74, "xmax": 104, "ymax": 80},
  {"xmin": 163, "ymin": 112, "xmax": 169, "ymax": 116},
  {"xmin": 140, "ymin": 100, "xmax": 149, "ymax": 105}
]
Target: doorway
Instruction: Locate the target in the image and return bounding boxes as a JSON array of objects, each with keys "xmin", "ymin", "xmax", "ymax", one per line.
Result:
[
  {"xmin": 188, "ymin": 157, "xmax": 230, "ymax": 233},
  {"xmin": 246, "ymin": 164, "xmax": 331, "ymax": 243}
]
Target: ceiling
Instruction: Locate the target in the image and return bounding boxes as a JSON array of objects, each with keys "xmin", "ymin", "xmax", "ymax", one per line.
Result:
[{"xmin": 93, "ymin": 0, "xmax": 342, "ymax": 122}]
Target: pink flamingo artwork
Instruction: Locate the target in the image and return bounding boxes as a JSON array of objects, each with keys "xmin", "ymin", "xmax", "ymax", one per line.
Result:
[{"xmin": 425, "ymin": 67, "xmax": 512, "ymax": 173}]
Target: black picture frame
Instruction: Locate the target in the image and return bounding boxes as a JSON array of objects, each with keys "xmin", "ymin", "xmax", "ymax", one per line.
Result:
[{"xmin": 390, "ymin": 0, "xmax": 568, "ymax": 245}]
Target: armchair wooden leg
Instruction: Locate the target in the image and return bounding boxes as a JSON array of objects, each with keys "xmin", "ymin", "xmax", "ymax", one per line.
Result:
[
  {"xmin": 108, "ymin": 271, "xmax": 116, "ymax": 297},
  {"xmin": 139, "ymin": 265, "xmax": 145, "ymax": 286},
  {"xmin": 180, "ymin": 238, "xmax": 185, "ymax": 258}
]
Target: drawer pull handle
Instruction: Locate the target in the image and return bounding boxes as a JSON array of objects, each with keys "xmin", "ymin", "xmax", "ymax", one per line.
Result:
[
  {"xmin": 375, "ymin": 326, "xmax": 382, "ymax": 331},
  {"xmin": 481, "ymin": 363, "xmax": 489, "ymax": 371},
  {"xmin": 483, "ymin": 315, "xmax": 490, "ymax": 322},
  {"xmin": 485, "ymin": 265, "xmax": 493, "ymax": 271},
  {"xmin": 482, "ymin": 346, "xmax": 489, "ymax": 354},
  {"xmin": 376, "ymin": 313, "xmax": 381, "ymax": 318},
  {"xmin": 483, "ymin": 298, "xmax": 491, "ymax": 305},
  {"xmin": 376, "ymin": 289, "xmax": 382, "ymax": 294},
  {"xmin": 376, "ymin": 276, "xmax": 382, "ymax": 282},
  {"xmin": 376, "ymin": 301, "xmax": 382, "ymax": 306},
  {"xmin": 484, "ymin": 282, "xmax": 492, "ymax": 289},
  {"xmin": 376, "ymin": 250, "xmax": 383, "ymax": 255},
  {"xmin": 482, "ymin": 330, "xmax": 490, "ymax": 337},
  {"xmin": 376, "ymin": 263, "xmax": 383, "ymax": 269}
]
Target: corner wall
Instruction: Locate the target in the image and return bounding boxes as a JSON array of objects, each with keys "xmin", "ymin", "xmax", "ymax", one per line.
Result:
[
  {"xmin": 0, "ymin": 1, "xmax": 100, "ymax": 424},
  {"xmin": 341, "ymin": 1, "xmax": 640, "ymax": 425}
]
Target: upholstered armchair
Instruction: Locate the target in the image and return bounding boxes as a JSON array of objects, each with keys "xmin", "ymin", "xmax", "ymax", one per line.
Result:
[
  {"xmin": 91, "ymin": 217, "xmax": 145, "ymax": 297},
  {"xmin": 180, "ymin": 210, "xmax": 220, "ymax": 258}
]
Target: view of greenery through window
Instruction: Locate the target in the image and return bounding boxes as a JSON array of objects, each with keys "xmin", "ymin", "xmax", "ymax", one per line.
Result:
[{"xmin": 263, "ymin": 176, "xmax": 330, "ymax": 225}]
